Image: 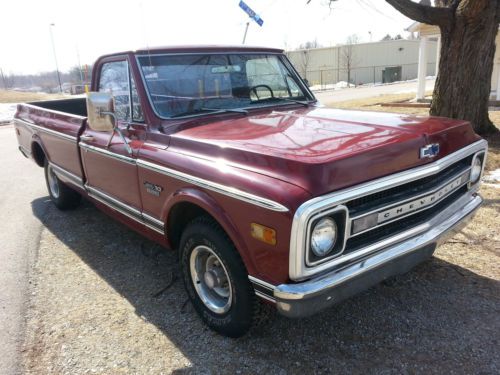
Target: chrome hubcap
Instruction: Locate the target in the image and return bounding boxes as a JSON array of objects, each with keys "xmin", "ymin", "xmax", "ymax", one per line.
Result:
[
  {"xmin": 47, "ymin": 165, "xmax": 60, "ymax": 198},
  {"xmin": 190, "ymin": 245, "xmax": 232, "ymax": 314}
]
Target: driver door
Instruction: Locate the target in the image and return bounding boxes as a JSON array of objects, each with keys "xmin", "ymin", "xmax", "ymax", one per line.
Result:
[{"xmin": 80, "ymin": 58, "xmax": 144, "ymax": 218}]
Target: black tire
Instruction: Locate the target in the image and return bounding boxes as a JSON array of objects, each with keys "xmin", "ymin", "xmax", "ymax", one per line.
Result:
[
  {"xmin": 179, "ymin": 216, "xmax": 266, "ymax": 338},
  {"xmin": 44, "ymin": 160, "xmax": 81, "ymax": 210}
]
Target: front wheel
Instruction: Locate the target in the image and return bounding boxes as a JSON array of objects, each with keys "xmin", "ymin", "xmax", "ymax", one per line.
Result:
[
  {"xmin": 44, "ymin": 160, "xmax": 81, "ymax": 210},
  {"xmin": 179, "ymin": 216, "xmax": 266, "ymax": 338}
]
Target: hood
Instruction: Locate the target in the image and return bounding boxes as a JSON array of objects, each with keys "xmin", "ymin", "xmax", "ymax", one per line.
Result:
[{"xmin": 169, "ymin": 107, "xmax": 480, "ymax": 196}]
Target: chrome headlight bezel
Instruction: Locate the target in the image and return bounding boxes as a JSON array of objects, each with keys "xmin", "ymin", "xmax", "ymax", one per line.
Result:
[
  {"xmin": 469, "ymin": 152, "xmax": 485, "ymax": 185},
  {"xmin": 310, "ymin": 217, "xmax": 338, "ymax": 257},
  {"xmin": 306, "ymin": 205, "xmax": 348, "ymax": 266}
]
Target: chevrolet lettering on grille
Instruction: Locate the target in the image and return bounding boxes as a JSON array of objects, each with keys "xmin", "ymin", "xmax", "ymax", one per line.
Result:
[{"xmin": 377, "ymin": 172, "xmax": 469, "ymax": 224}]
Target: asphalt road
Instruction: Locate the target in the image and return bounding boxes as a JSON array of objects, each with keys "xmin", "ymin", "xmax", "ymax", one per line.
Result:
[{"xmin": 0, "ymin": 125, "xmax": 47, "ymax": 374}]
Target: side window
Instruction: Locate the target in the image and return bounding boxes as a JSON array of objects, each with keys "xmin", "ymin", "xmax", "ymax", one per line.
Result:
[
  {"xmin": 99, "ymin": 61, "xmax": 130, "ymax": 121},
  {"xmin": 246, "ymin": 57, "xmax": 288, "ymax": 99}
]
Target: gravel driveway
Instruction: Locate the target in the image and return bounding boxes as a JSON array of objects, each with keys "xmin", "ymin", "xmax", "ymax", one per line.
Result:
[{"xmin": 21, "ymin": 181, "xmax": 499, "ymax": 374}]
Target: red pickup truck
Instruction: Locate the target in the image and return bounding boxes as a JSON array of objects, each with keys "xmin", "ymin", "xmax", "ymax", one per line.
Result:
[{"xmin": 14, "ymin": 46, "xmax": 487, "ymax": 337}]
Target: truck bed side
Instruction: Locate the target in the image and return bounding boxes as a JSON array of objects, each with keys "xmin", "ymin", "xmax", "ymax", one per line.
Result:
[{"xmin": 14, "ymin": 98, "xmax": 87, "ymax": 191}]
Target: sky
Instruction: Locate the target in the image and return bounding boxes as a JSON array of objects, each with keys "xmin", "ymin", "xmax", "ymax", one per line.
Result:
[{"xmin": 0, "ymin": 0, "xmax": 413, "ymax": 75}]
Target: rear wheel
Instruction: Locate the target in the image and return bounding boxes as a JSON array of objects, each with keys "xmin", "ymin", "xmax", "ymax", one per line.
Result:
[
  {"xmin": 44, "ymin": 160, "xmax": 81, "ymax": 210},
  {"xmin": 179, "ymin": 216, "xmax": 267, "ymax": 338}
]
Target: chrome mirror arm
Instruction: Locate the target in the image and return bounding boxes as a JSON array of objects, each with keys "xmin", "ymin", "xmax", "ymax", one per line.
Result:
[{"xmin": 101, "ymin": 110, "xmax": 133, "ymax": 155}]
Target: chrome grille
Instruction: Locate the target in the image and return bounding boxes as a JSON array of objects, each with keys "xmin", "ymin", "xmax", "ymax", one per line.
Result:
[
  {"xmin": 346, "ymin": 155, "xmax": 473, "ymax": 216},
  {"xmin": 345, "ymin": 185, "xmax": 468, "ymax": 253}
]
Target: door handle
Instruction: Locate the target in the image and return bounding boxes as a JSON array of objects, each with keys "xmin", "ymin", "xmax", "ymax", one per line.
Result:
[{"xmin": 80, "ymin": 135, "xmax": 94, "ymax": 142}]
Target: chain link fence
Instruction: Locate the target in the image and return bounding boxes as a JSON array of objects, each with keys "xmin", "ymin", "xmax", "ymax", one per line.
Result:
[{"xmin": 302, "ymin": 62, "xmax": 436, "ymax": 91}]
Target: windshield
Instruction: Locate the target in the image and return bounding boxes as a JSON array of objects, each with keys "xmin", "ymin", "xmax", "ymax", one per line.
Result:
[{"xmin": 137, "ymin": 53, "xmax": 311, "ymax": 118}]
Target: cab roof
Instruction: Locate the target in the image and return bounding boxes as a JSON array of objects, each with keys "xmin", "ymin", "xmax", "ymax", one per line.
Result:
[{"xmin": 100, "ymin": 45, "xmax": 284, "ymax": 59}]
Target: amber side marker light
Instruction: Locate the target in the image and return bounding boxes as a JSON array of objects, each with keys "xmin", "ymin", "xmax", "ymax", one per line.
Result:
[{"xmin": 251, "ymin": 223, "xmax": 277, "ymax": 245}]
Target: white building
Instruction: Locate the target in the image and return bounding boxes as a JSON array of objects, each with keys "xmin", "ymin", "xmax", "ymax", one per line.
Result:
[{"xmin": 286, "ymin": 39, "xmax": 438, "ymax": 89}]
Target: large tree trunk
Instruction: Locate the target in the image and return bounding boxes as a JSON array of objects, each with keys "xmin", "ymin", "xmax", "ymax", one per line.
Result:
[
  {"xmin": 431, "ymin": 2, "xmax": 498, "ymax": 135},
  {"xmin": 385, "ymin": 0, "xmax": 500, "ymax": 136}
]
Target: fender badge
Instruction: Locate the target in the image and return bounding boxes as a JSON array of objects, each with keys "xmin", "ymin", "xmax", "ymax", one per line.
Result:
[
  {"xmin": 420, "ymin": 143, "xmax": 440, "ymax": 159},
  {"xmin": 144, "ymin": 182, "xmax": 163, "ymax": 197}
]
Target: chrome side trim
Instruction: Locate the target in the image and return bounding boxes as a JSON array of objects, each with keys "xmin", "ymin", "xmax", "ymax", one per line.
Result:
[
  {"xmin": 15, "ymin": 118, "xmax": 78, "ymax": 143},
  {"xmin": 18, "ymin": 145, "xmax": 31, "ymax": 157},
  {"xmin": 248, "ymin": 276, "xmax": 277, "ymax": 303},
  {"xmin": 86, "ymin": 185, "xmax": 165, "ymax": 235},
  {"xmin": 248, "ymin": 275, "xmax": 276, "ymax": 291},
  {"xmin": 289, "ymin": 139, "xmax": 488, "ymax": 281},
  {"xmin": 49, "ymin": 162, "xmax": 84, "ymax": 189},
  {"xmin": 137, "ymin": 159, "xmax": 289, "ymax": 213},
  {"xmin": 143, "ymin": 212, "xmax": 165, "ymax": 233},
  {"xmin": 79, "ymin": 142, "xmax": 136, "ymax": 165},
  {"xmin": 255, "ymin": 291, "xmax": 277, "ymax": 303},
  {"xmin": 87, "ymin": 185, "xmax": 141, "ymax": 216}
]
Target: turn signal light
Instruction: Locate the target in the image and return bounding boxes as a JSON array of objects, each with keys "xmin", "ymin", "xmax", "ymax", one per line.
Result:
[{"xmin": 251, "ymin": 223, "xmax": 276, "ymax": 245}]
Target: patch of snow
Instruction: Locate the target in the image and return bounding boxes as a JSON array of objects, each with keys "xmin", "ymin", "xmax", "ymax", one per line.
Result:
[
  {"xmin": 0, "ymin": 103, "xmax": 17, "ymax": 124},
  {"xmin": 484, "ymin": 169, "xmax": 500, "ymax": 183},
  {"xmin": 310, "ymin": 81, "xmax": 356, "ymax": 92}
]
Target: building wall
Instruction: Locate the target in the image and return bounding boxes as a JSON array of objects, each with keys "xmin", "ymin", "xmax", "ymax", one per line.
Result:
[{"xmin": 286, "ymin": 39, "xmax": 438, "ymax": 88}]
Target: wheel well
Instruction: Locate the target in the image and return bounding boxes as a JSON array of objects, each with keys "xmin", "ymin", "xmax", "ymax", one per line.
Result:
[
  {"xmin": 167, "ymin": 202, "xmax": 214, "ymax": 250},
  {"xmin": 31, "ymin": 142, "xmax": 45, "ymax": 167}
]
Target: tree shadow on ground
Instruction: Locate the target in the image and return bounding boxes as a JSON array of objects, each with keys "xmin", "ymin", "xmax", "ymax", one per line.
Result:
[{"xmin": 31, "ymin": 197, "xmax": 500, "ymax": 374}]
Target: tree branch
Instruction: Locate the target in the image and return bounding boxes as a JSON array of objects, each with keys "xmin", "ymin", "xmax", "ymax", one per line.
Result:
[{"xmin": 385, "ymin": 0, "xmax": 453, "ymax": 26}]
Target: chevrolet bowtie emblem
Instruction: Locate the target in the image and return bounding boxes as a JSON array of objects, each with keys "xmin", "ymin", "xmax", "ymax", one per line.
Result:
[{"xmin": 420, "ymin": 143, "xmax": 440, "ymax": 159}]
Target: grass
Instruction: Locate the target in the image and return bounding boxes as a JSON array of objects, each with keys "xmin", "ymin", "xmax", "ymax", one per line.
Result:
[
  {"xmin": 326, "ymin": 93, "xmax": 500, "ymax": 173},
  {"xmin": 0, "ymin": 89, "xmax": 65, "ymax": 103}
]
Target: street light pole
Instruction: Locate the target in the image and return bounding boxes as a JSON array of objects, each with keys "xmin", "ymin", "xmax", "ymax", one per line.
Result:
[{"xmin": 49, "ymin": 23, "xmax": 63, "ymax": 93}]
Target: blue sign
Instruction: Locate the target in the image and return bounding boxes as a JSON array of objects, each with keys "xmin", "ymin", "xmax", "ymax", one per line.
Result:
[{"xmin": 239, "ymin": 1, "xmax": 264, "ymax": 27}]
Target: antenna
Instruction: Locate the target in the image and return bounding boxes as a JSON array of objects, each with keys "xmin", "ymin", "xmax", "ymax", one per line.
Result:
[
  {"xmin": 49, "ymin": 23, "xmax": 63, "ymax": 93},
  {"xmin": 138, "ymin": 0, "xmax": 153, "ymax": 68}
]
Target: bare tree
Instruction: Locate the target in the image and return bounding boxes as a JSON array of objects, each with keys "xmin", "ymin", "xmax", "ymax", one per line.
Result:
[
  {"xmin": 300, "ymin": 50, "xmax": 311, "ymax": 80},
  {"xmin": 3, "ymin": 72, "xmax": 15, "ymax": 89},
  {"xmin": 322, "ymin": 0, "xmax": 499, "ymax": 135},
  {"xmin": 296, "ymin": 39, "xmax": 322, "ymax": 80},
  {"xmin": 340, "ymin": 34, "xmax": 360, "ymax": 86}
]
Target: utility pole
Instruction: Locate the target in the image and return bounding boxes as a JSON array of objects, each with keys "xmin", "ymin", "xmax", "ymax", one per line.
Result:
[
  {"xmin": 49, "ymin": 23, "xmax": 63, "ymax": 93},
  {"xmin": 242, "ymin": 22, "xmax": 250, "ymax": 44}
]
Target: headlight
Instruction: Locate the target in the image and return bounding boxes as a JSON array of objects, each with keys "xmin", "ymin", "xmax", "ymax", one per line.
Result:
[
  {"xmin": 470, "ymin": 156, "xmax": 483, "ymax": 184},
  {"xmin": 311, "ymin": 217, "xmax": 337, "ymax": 257}
]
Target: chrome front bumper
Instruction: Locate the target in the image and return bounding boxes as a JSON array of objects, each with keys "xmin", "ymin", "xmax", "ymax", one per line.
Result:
[{"xmin": 273, "ymin": 191, "xmax": 482, "ymax": 318}]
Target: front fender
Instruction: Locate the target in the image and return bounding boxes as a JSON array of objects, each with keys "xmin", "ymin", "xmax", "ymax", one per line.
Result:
[{"xmin": 161, "ymin": 187, "xmax": 258, "ymax": 275}]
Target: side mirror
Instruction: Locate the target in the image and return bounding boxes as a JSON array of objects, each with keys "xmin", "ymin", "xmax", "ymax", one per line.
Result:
[
  {"xmin": 86, "ymin": 92, "xmax": 115, "ymax": 132},
  {"xmin": 303, "ymin": 78, "xmax": 310, "ymax": 87}
]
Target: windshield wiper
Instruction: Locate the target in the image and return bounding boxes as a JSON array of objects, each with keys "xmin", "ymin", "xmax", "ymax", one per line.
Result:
[
  {"xmin": 250, "ymin": 97, "xmax": 311, "ymax": 107},
  {"xmin": 201, "ymin": 107, "xmax": 248, "ymax": 114},
  {"xmin": 169, "ymin": 107, "xmax": 248, "ymax": 118}
]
